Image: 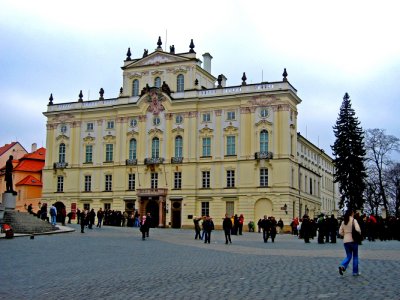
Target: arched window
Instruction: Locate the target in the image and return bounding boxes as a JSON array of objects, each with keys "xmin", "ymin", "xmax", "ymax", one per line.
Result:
[
  {"xmin": 175, "ymin": 136, "xmax": 183, "ymax": 158},
  {"xmin": 59, "ymin": 143, "xmax": 66, "ymax": 163},
  {"xmin": 260, "ymin": 130, "xmax": 269, "ymax": 152},
  {"xmin": 132, "ymin": 79, "xmax": 139, "ymax": 96},
  {"xmin": 129, "ymin": 139, "xmax": 137, "ymax": 160},
  {"xmin": 177, "ymin": 74, "xmax": 184, "ymax": 92},
  {"xmin": 152, "ymin": 137, "xmax": 160, "ymax": 158},
  {"xmin": 154, "ymin": 77, "xmax": 161, "ymax": 88}
]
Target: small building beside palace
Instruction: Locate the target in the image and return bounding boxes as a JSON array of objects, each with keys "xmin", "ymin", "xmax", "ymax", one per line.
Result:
[{"xmin": 41, "ymin": 38, "xmax": 339, "ymax": 229}]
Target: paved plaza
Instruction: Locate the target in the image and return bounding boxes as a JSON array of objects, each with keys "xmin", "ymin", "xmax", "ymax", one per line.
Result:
[{"xmin": 1, "ymin": 224, "xmax": 400, "ymax": 300}]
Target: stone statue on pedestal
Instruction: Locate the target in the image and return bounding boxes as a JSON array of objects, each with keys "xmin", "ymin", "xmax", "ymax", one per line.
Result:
[{"xmin": 5, "ymin": 155, "xmax": 14, "ymax": 193}]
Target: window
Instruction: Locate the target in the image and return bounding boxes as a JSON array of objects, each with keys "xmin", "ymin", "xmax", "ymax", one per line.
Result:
[
  {"xmin": 105, "ymin": 174, "xmax": 112, "ymax": 191},
  {"xmin": 107, "ymin": 121, "xmax": 114, "ymax": 129},
  {"xmin": 132, "ymin": 79, "xmax": 139, "ymax": 96},
  {"xmin": 151, "ymin": 173, "xmax": 158, "ymax": 189},
  {"xmin": 59, "ymin": 143, "xmax": 66, "ymax": 163},
  {"xmin": 226, "ymin": 136, "xmax": 236, "ymax": 156},
  {"xmin": 84, "ymin": 203, "xmax": 90, "ymax": 211},
  {"xmin": 177, "ymin": 74, "xmax": 184, "ymax": 92},
  {"xmin": 227, "ymin": 111, "xmax": 236, "ymax": 120},
  {"xmin": 129, "ymin": 139, "xmax": 137, "ymax": 160},
  {"xmin": 202, "ymin": 171, "xmax": 210, "ymax": 188},
  {"xmin": 174, "ymin": 172, "xmax": 182, "ymax": 189},
  {"xmin": 152, "ymin": 137, "xmax": 159, "ymax": 158},
  {"xmin": 128, "ymin": 174, "xmax": 135, "ymax": 191},
  {"xmin": 260, "ymin": 168, "xmax": 268, "ymax": 187},
  {"xmin": 310, "ymin": 178, "xmax": 313, "ymax": 195},
  {"xmin": 85, "ymin": 145, "xmax": 93, "ymax": 163},
  {"xmin": 153, "ymin": 116, "xmax": 161, "ymax": 126},
  {"xmin": 60, "ymin": 124, "xmax": 67, "ymax": 134},
  {"xmin": 202, "ymin": 113, "xmax": 211, "ymax": 122},
  {"xmin": 154, "ymin": 77, "xmax": 161, "ymax": 88},
  {"xmin": 260, "ymin": 130, "xmax": 269, "ymax": 152},
  {"xmin": 202, "ymin": 137, "xmax": 211, "ymax": 157},
  {"xmin": 227, "ymin": 170, "xmax": 235, "ymax": 188},
  {"xmin": 84, "ymin": 175, "xmax": 91, "ymax": 192},
  {"xmin": 175, "ymin": 114, "xmax": 183, "ymax": 124},
  {"xmin": 57, "ymin": 176, "xmax": 64, "ymax": 192},
  {"xmin": 175, "ymin": 136, "xmax": 183, "ymax": 158},
  {"xmin": 104, "ymin": 203, "xmax": 111, "ymax": 210},
  {"xmin": 201, "ymin": 201, "xmax": 209, "ymax": 217},
  {"xmin": 105, "ymin": 144, "xmax": 113, "ymax": 162},
  {"xmin": 86, "ymin": 122, "xmax": 94, "ymax": 131},
  {"xmin": 130, "ymin": 118, "xmax": 137, "ymax": 127},
  {"xmin": 226, "ymin": 201, "xmax": 234, "ymax": 217},
  {"xmin": 260, "ymin": 108, "xmax": 269, "ymax": 118}
]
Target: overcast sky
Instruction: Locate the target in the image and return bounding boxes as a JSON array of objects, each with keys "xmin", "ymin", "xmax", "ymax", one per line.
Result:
[{"xmin": 1, "ymin": 0, "xmax": 399, "ymax": 159}]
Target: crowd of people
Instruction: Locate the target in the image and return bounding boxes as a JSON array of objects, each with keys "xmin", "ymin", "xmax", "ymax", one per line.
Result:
[{"xmin": 290, "ymin": 213, "xmax": 400, "ymax": 243}]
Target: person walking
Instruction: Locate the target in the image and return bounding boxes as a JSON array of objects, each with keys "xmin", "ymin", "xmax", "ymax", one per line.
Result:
[
  {"xmin": 193, "ymin": 216, "xmax": 202, "ymax": 240},
  {"xmin": 97, "ymin": 208, "xmax": 104, "ymax": 228},
  {"xmin": 140, "ymin": 215, "xmax": 150, "ymax": 240},
  {"xmin": 80, "ymin": 209, "xmax": 87, "ymax": 233},
  {"xmin": 223, "ymin": 214, "xmax": 233, "ymax": 244},
  {"xmin": 261, "ymin": 215, "xmax": 271, "ymax": 243},
  {"xmin": 238, "ymin": 214, "xmax": 244, "ymax": 235},
  {"xmin": 338, "ymin": 210, "xmax": 361, "ymax": 276},
  {"xmin": 203, "ymin": 216, "xmax": 214, "ymax": 244},
  {"xmin": 49, "ymin": 204, "xmax": 57, "ymax": 226}
]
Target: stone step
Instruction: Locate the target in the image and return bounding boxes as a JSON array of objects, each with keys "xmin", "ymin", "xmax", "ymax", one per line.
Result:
[{"xmin": 2, "ymin": 211, "xmax": 58, "ymax": 234}]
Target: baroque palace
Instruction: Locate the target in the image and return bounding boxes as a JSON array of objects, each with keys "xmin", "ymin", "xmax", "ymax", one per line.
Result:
[{"xmin": 42, "ymin": 37, "xmax": 338, "ymax": 229}]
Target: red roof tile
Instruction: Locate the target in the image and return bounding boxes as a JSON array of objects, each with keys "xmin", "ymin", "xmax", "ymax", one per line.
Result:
[
  {"xmin": 14, "ymin": 160, "xmax": 44, "ymax": 172},
  {"xmin": 21, "ymin": 147, "xmax": 46, "ymax": 160},
  {"xmin": 16, "ymin": 175, "xmax": 43, "ymax": 186},
  {"xmin": 0, "ymin": 142, "xmax": 17, "ymax": 156}
]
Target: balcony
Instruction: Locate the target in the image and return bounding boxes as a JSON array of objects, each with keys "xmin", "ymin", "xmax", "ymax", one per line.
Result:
[
  {"xmin": 171, "ymin": 157, "xmax": 183, "ymax": 164},
  {"xmin": 126, "ymin": 159, "xmax": 138, "ymax": 166},
  {"xmin": 53, "ymin": 162, "xmax": 68, "ymax": 169},
  {"xmin": 136, "ymin": 188, "xmax": 168, "ymax": 197},
  {"xmin": 144, "ymin": 157, "xmax": 165, "ymax": 165},
  {"xmin": 255, "ymin": 151, "xmax": 273, "ymax": 160}
]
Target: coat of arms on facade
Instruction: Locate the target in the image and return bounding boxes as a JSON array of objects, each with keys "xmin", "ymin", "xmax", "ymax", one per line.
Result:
[{"xmin": 146, "ymin": 88, "xmax": 165, "ymax": 115}]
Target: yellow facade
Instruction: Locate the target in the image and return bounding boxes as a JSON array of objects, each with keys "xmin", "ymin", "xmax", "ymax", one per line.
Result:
[{"xmin": 42, "ymin": 39, "xmax": 338, "ymax": 229}]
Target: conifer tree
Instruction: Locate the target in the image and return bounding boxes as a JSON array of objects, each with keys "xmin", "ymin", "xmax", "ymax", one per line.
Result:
[{"xmin": 331, "ymin": 93, "xmax": 367, "ymax": 210}]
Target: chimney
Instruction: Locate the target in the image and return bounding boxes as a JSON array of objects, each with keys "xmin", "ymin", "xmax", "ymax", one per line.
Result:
[
  {"xmin": 221, "ymin": 74, "xmax": 227, "ymax": 88},
  {"xmin": 31, "ymin": 143, "xmax": 37, "ymax": 152},
  {"xmin": 202, "ymin": 52, "xmax": 213, "ymax": 74}
]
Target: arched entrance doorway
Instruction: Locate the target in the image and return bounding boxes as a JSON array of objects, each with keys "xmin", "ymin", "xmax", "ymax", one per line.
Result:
[
  {"xmin": 146, "ymin": 199, "xmax": 159, "ymax": 228},
  {"xmin": 170, "ymin": 200, "xmax": 182, "ymax": 228},
  {"xmin": 254, "ymin": 198, "xmax": 273, "ymax": 222},
  {"xmin": 53, "ymin": 201, "xmax": 66, "ymax": 223}
]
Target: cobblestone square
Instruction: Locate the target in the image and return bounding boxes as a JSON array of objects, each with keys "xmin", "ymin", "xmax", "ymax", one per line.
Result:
[{"xmin": 1, "ymin": 225, "xmax": 399, "ymax": 299}]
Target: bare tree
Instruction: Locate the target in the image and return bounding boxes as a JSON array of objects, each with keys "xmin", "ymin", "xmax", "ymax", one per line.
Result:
[
  {"xmin": 365, "ymin": 129, "xmax": 400, "ymax": 216},
  {"xmin": 386, "ymin": 163, "xmax": 400, "ymax": 217}
]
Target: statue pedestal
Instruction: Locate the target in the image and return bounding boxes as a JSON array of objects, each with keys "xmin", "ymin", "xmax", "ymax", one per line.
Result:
[{"xmin": 2, "ymin": 192, "xmax": 16, "ymax": 211}]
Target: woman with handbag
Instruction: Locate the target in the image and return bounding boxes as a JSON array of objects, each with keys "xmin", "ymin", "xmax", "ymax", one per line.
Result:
[{"xmin": 338, "ymin": 210, "xmax": 362, "ymax": 276}]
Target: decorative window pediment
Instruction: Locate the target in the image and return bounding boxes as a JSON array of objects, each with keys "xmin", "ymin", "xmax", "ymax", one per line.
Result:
[
  {"xmin": 255, "ymin": 119, "xmax": 273, "ymax": 127},
  {"xmin": 56, "ymin": 134, "xmax": 69, "ymax": 141},
  {"xmin": 223, "ymin": 125, "xmax": 238, "ymax": 135},
  {"xmin": 83, "ymin": 136, "xmax": 95, "ymax": 143},
  {"xmin": 148, "ymin": 128, "xmax": 163, "ymax": 136},
  {"xmin": 127, "ymin": 130, "xmax": 139, "ymax": 138},
  {"xmin": 199, "ymin": 127, "xmax": 214, "ymax": 135},
  {"xmin": 172, "ymin": 126, "xmax": 184, "ymax": 135},
  {"xmin": 103, "ymin": 134, "xmax": 116, "ymax": 143}
]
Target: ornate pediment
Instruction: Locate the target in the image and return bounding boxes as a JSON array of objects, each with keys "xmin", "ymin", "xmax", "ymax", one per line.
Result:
[
  {"xmin": 255, "ymin": 119, "xmax": 273, "ymax": 127},
  {"xmin": 103, "ymin": 134, "xmax": 116, "ymax": 143},
  {"xmin": 172, "ymin": 126, "xmax": 184, "ymax": 134},
  {"xmin": 127, "ymin": 129, "xmax": 139, "ymax": 138},
  {"xmin": 146, "ymin": 89, "xmax": 165, "ymax": 115},
  {"xmin": 199, "ymin": 126, "xmax": 214, "ymax": 135},
  {"xmin": 148, "ymin": 128, "xmax": 163, "ymax": 136},
  {"xmin": 223, "ymin": 125, "xmax": 238, "ymax": 134},
  {"xmin": 129, "ymin": 52, "xmax": 189, "ymax": 68},
  {"xmin": 56, "ymin": 134, "xmax": 69, "ymax": 141},
  {"xmin": 83, "ymin": 136, "xmax": 95, "ymax": 143}
]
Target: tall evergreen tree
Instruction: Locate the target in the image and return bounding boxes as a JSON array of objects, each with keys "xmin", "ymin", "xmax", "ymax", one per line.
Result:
[{"xmin": 331, "ymin": 93, "xmax": 367, "ymax": 211}]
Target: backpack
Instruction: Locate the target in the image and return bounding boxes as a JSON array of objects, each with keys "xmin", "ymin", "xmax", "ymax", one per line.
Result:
[{"xmin": 50, "ymin": 207, "xmax": 56, "ymax": 216}]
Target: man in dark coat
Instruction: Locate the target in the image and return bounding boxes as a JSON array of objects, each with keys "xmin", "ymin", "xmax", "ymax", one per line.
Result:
[
  {"xmin": 261, "ymin": 215, "xmax": 271, "ymax": 243},
  {"xmin": 301, "ymin": 215, "xmax": 311, "ymax": 243},
  {"xmin": 5, "ymin": 155, "xmax": 14, "ymax": 192},
  {"xmin": 203, "ymin": 216, "xmax": 214, "ymax": 244},
  {"xmin": 223, "ymin": 214, "xmax": 233, "ymax": 244}
]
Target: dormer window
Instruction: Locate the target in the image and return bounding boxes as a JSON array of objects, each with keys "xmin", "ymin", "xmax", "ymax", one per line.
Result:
[
  {"xmin": 177, "ymin": 74, "xmax": 184, "ymax": 92},
  {"xmin": 154, "ymin": 77, "xmax": 161, "ymax": 88}
]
